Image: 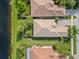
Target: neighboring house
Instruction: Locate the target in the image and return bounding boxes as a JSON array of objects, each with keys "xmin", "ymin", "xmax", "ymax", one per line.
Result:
[
  {"xmin": 31, "ymin": 0, "xmax": 66, "ymax": 17},
  {"xmin": 33, "ymin": 19, "xmax": 70, "ymax": 37},
  {"xmin": 31, "ymin": 46, "xmax": 66, "ymax": 59}
]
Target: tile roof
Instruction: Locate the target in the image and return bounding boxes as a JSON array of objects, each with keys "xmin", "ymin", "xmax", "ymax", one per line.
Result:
[
  {"xmin": 31, "ymin": 46, "xmax": 65, "ymax": 59},
  {"xmin": 33, "ymin": 19, "xmax": 69, "ymax": 37},
  {"xmin": 31, "ymin": 0, "xmax": 66, "ymax": 17}
]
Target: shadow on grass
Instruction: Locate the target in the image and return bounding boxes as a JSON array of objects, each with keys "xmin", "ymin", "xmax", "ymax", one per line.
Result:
[
  {"xmin": 16, "ymin": 31, "xmax": 23, "ymax": 41},
  {"xmin": 33, "ymin": 37, "xmax": 59, "ymax": 40}
]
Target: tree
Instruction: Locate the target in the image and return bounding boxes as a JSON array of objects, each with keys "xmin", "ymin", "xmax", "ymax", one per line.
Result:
[
  {"xmin": 23, "ymin": 19, "xmax": 33, "ymax": 38},
  {"xmin": 24, "ymin": 30, "xmax": 32, "ymax": 38},
  {"xmin": 66, "ymin": 0, "xmax": 76, "ymax": 8},
  {"xmin": 53, "ymin": 0, "xmax": 76, "ymax": 9},
  {"xmin": 17, "ymin": 16, "xmax": 33, "ymax": 40},
  {"xmin": 15, "ymin": 0, "xmax": 26, "ymax": 14},
  {"xmin": 59, "ymin": 0, "xmax": 66, "ymax": 6}
]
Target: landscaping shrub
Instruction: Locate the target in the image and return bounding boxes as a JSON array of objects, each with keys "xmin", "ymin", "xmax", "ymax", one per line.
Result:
[
  {"xmin": 75, "ymin": 0, "xmax": 79, "ymax": 8},
  {"xmin": 15, "ymin": 0, "xmax": 26, "ymax": 14},
  {"xmin": 16, "ymin": 46, "xmax": 25, "ymax": 59},
  {"xmin": 15, "ymin": 0, "xmax": 30, "ymax": 17},
  {"xmin": 69, "ymin": 55, "xmax": 74, "ymax": 59},
  {"xmin": 55, "ymin": 16, "xmax": 59, "ymax": 24},
  {"xmin": 56, "ymin": 43, "xmax": 70, "ymax": 56},
  {"xmin": 52, "ymin": 41, "xmax": 71, "ymax": 56}
]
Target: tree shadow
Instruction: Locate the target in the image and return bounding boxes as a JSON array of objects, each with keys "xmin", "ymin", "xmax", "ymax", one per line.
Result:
[{"xmin": 16, "ymin": 31, "xmax": 23, "ymax": 41}]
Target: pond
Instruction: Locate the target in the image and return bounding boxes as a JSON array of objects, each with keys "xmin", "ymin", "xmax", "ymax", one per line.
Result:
[{"xmin": 0, "ymin": 0, "xmax": 9, "ymax": 59}]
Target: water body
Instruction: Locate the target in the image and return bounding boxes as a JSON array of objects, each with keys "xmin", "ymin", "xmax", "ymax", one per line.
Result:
[{"xmin": 0, "ymin": 0, "xmax": 9, "ymax": 59}]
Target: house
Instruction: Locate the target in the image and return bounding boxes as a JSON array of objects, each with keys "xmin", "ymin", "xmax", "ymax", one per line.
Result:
[
  {"xmin": 31, "ymin": 0, "xmax": 66, "ymax": 17},
  {"xmin": 31, "ymin": 46, "xmax": 66, "ymax": 59},
  {"xmin": 33, "ymin": 19, "xmax": 70, "ymax": 37}
]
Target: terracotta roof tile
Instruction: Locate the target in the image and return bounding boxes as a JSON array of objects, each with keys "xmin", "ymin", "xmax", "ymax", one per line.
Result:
[
  {"xmin": 31, "ymin": 0, "xmax": 66, "ymax": 17},
  {"xmin": 31, "ymin": 46, "xmax": 65, "ymax": 59}
]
